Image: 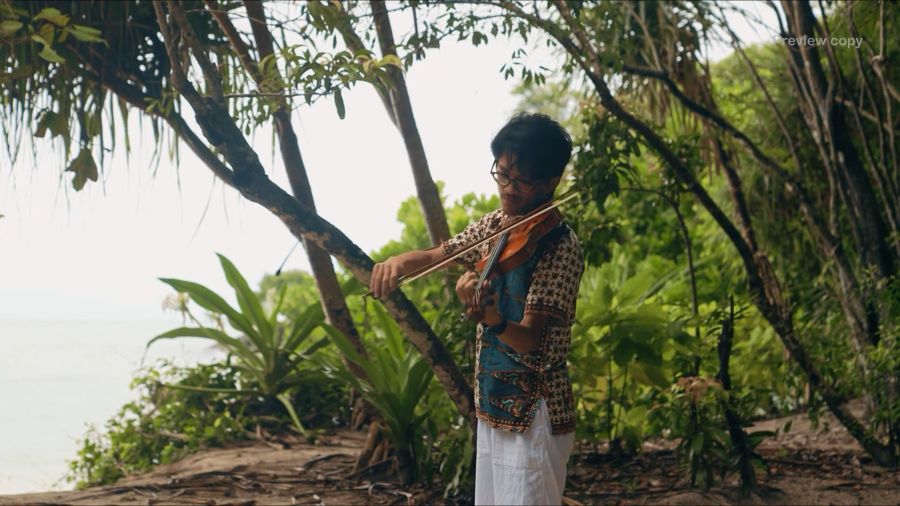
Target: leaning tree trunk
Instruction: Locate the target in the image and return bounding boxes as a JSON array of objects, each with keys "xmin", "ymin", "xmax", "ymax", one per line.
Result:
[
  {"xmin": 149, "ymin": 0, "xmax": 476, "ymax": 426},
  {"xmin": 715, "ymin": 297, "xmax": 760, "ymax": 494}
]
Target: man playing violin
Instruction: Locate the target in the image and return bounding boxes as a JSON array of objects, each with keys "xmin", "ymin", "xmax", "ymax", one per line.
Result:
[{"xmin": 369, "ymin": 112, "xmax": 584, "ymax": 505}]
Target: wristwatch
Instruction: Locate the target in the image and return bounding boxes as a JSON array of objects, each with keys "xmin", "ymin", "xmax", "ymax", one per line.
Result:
[{"xmin": 486, "ymin": 318, "xmax": 508, "ymax": 335}]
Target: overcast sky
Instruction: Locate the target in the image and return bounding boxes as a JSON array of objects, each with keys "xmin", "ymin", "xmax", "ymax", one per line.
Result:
[{"xmin": 0, "ymin": 2, "xmax": 777, "ymax": 321}]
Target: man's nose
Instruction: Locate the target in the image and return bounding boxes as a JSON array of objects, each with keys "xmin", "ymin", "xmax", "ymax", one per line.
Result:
[{"xmin": 502, "ymin": 185, "xmax": 522, "ymax": 196}]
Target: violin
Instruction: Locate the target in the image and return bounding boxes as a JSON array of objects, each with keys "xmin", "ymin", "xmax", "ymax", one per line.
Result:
[
  {"xmin": 467, "ymin": 207, "xmax": 564, "ymax": 319},
  {"xmin": 364, "ymin": 190, "xmax": 578, "ymax": 300}
]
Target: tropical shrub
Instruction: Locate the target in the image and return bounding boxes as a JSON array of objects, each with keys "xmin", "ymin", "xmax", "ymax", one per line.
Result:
[
  {"xmin": 322, "ymin": 302, "xmax": 435, "ymax": 485},
  {"xmin": 151, "ymin": 253, "xmax": 330, "ymax": 437}
]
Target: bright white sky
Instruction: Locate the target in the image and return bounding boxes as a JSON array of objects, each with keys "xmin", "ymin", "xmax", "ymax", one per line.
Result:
[{"xmin": 0, "ymin": 2, "xmax": 777, "ymax": 321}]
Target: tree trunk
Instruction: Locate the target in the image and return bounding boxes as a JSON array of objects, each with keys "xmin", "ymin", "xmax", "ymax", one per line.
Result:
[
  {"xmin": 330, "ymin": 1, "xmax": 450, "ymax": 245},
  {"xmin": 243, "ymin": 0, "xmax": 369, "ymax": 382},
  {"xmin": 716, "ymin": 297, "xmax": 760, "ymax": 494},
  {"xmin": 370, "ymin": 1, "xmax": 451, "ymax": 245},
  {"xmin": 781, "ymin": 0, "xmax": 895, "ymax": 283}
]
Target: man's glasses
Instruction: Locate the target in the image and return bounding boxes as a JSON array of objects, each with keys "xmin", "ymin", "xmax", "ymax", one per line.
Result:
[{"xmin": 491, "ymin": 161, "xmax": 537, "ymax": 192}]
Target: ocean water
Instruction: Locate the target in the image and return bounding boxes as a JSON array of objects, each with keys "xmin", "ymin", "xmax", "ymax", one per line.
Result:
[{"xmin": 0, "ymin": 320, "xmax": 224, "ymax": 494}]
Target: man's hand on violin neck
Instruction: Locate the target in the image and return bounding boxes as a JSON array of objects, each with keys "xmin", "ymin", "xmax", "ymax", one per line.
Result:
[
  {"xmin": 457, "ymin": 271, "xmax": 503, "ymax": 326},
  {"xmin": 455, "ymin": 271, "xmax": 482, "ymax": 308}
]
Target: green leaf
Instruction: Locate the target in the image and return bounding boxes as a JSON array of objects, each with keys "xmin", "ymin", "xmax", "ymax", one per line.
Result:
[
  {"xmin": 321, "ymin": 324, "xmax": 368, "ymax": 371},
  {"xmin": 378, "ymin": 54, "xmax": 403, "ymax": 69},
  {"xmin": 66, "ymin": 24, "xmax": 105, "ymax": 44},
  {"xmin": 34, "ymin": 7, "xmax": 70, "ymax": 27},
  {"xmin": 630, "ymin": 338, "xmax": 661, "ymax": 367},
  {"xmin": 38, "ymin": 44, "xmax": 65, "ymax": 64},
  {"xmin": 334, "ymin": 88, "xmax": 345, "ymax": 119},
  {"xmin": 147, "ymin": 326, "xmax": 263, "ymax": 369},
  {"xmin": 612, "ymin": 337, "xmax": 635, "ymax": 366},
  {"xmin": 300, "ymin": 336, "xmax": 329, "ymax": 357},
  {"xmin": 0, "ymin": 65, "xmax": 34, "ymax": 84},
  {"xmin": 269, "ymin": 283, "xmax": 288, "ymax": 334},
  {"xmin": 158, "ymin": 277, "xmax": 257, "ymax": 339},
  {"xmin": 276, "ymin": 392, "xmax": 309, "ymax": 437},
  {"xmin": 34, "ymin": 113, "xmax": 51, "ymax": 138},
  {"xmin": 65, "ymin": 148, "xmax": 98, "ymax": 191},
  {"xmin": 747, "ymin": 430, "xmax": 775, "ymax": 449},
  {"xmin": 32, "ymin": 31, "xmax": 66, "ymax": 64},
  {"xmin": 35, "ymin": 23, "xmax": 54, "ymax": 44},
  {"xmin": 47, "ymin": 111, "xmax": 68, "ymax": 138},
  {"xmin": 217, "ymin": 253, "xmax": 271, "ymax": 341},
  {"xmin": 618, "ymin": 270, "xmax": 656, "ymax": 306},
  {"xmin": 0, "ymin": 20, "xmax": 23, "ymax": 36},
  {"xmin": 157, "ymin": 382, "xmax": 257, "ymax": 396},
  {"xmin": 624, "ymin": 406, "xmax": 648, "ymax": 426},
  {"xmin": 691, "ymin": 432, "xmax": 705, "ymax": 456},
  {"xmin": 630, "ymin": 362, "xmax": 669, "ymax": 388},
  {"xmin": 284, "ymin": 302, "xmax": 324, "ymax": 351},
  {"xmin": 84, "ymin": 112, "xmax": 101, "ymax": 138}
]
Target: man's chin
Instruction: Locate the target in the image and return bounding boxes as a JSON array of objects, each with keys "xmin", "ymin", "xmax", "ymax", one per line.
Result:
[{"xmin": 501, "ymin": 198, "xmax": 520, "ymax": 215}]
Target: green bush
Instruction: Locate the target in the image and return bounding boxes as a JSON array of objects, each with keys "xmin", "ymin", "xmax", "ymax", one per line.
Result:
[{"xmin": 67, "ymin": 360, "xmax": 250, "ymax": 488}]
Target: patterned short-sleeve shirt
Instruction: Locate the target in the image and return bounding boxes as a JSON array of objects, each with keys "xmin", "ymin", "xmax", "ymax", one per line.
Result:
[{"xmin": 442, "ymin": 209, "xmax": 584, "ymax": 435}]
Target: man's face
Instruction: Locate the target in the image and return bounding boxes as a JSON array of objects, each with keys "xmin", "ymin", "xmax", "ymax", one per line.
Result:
[{"xmin": 493, "ymin": 154, "xmax": 559, "ymax": 216}]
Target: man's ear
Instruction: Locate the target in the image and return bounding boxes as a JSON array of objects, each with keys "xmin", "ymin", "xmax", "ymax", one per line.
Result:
[
  {"xmin": 547, "ymin": 176, "xmax": 561, "ymax": 192},
  {"xmin": 539, "ymin": 177, "xmax": 560, "ymax": 201}
]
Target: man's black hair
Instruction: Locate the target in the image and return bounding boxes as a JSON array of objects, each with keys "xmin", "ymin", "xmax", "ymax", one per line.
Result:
[{"xmin": 490, "ymin": 112, "xmax": 573, "ymax": 182}]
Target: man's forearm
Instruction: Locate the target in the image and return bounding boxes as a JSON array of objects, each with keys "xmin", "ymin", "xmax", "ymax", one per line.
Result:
[
  {"xmin": 494, "ymin": 322, "xmax": 542, "ymax": 354},
  {"xmin": 483, "ymin": 312, "xmax": 549, "ymax": 355},
  {"xmin": 394, "ymin": 246, "xmax": 445, "ymax": 277}
]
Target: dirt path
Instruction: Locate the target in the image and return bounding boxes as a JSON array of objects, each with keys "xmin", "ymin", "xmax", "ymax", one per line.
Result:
[
  {"xmin": 568, "ymin": 403, "xmax": 899, "ymax": 505},
  {"xmin": 1, "ymin": 408, "xmax": 897, "ymax": 505}
]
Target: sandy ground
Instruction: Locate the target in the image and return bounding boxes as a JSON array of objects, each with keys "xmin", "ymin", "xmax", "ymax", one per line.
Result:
[{"xmin": 1, "ymin": 406, "xmax": 897, "ymax": 505}]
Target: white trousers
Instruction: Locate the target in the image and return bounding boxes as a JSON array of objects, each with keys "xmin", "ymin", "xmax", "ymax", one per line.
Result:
[{"xmin": 474, "ymin": 399, "xmax": 575, "ymax": 505}]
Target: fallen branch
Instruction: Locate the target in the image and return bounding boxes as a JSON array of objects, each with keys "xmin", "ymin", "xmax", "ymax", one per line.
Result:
[
  {"xmin": 297, "ymin": 452, "xmax": 351, "ymax": 471},
  {"xmin": 345, "ymin": 457, "xmax": 393, "ymax": 479}
]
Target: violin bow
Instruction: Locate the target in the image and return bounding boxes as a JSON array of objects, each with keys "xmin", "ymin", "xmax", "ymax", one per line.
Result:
[{"xmin": 365, "ymin": 189, "xmax": 579, "ymax": 297}]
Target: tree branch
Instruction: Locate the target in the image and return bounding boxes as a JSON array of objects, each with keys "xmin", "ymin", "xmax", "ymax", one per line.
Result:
[
  {"xmin": 203, "ymin": 0, "xmax": 264, "ymax": 84},
  {"xmin": 167, "ymin": 0, "xmax": 224, "ymax": 100}
]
